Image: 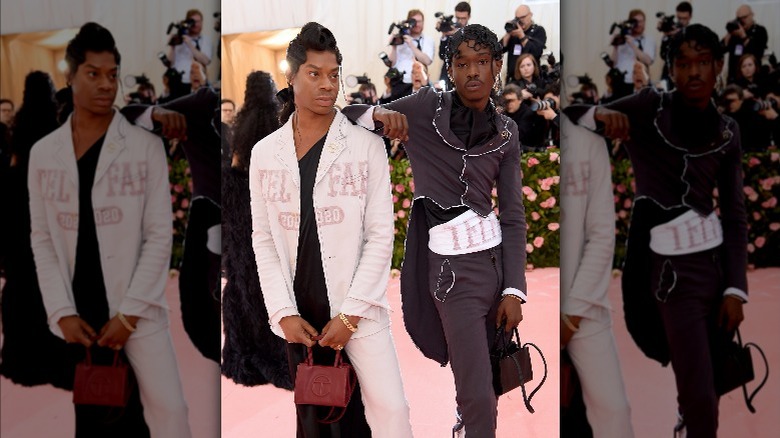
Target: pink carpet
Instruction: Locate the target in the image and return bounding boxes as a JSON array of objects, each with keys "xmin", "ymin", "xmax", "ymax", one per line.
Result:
[
  {"xmin": 220, "ymin": 268, "xmax": 562, "ymax": 437},
  {"xmin": 0, "ymin": 271, "xmax": 221, "ymax": 438}
]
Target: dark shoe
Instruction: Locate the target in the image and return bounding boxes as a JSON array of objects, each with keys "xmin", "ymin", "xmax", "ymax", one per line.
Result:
[
  {"xmin": 673, "ymin": 409, "xmax": 685, "ymax": 438},
  {"xmin": 452, "ymin": 409, "xmax": 464, "ymax": 438}
]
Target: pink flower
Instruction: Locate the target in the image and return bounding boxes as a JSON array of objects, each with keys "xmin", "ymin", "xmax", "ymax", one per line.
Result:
[
  {"xmin": 533, "ymin": 236, "xmax": 544, "ymax": 248},
  {"xmin": 552, "ymin": 176, "xmax": 560, "ymax": 184},
  {"xmin": 531, "ymin": 211, "xmax": 541, "ymax": 221},
  {"xmin": 173, "ymin": 184, "xmax": 183, "ymax": 193},
  {"xmin": 409, "ymin": 180, "xmax": 415, "ymax": 192},
  {"xmin": 540, "ymin": 177, "xmax": 555, "ymax": 191},
  {"xmin": 175, "ymin": 210, "xmax": 185, "ymax": 219},
  {"xmin": 753, "ymin": 211, "xmax": 761, "ymax": 221},
  {"xmin": 527, "ymin": 157, "xmax": 540, "ymax": 167},
  {"xmin": 748, "ymin": 157, "xmax": 761, "ymax": 167},
  {"xmin": 540, "ymin": 197, "xmax": 557, "ymax": 208},
  {"xmin": 618, "ymin": 210, "xmax": 628, "ymax": 219},
  {"xmin": 623, "ymin": 198, "xmax": 632, "ymax": 209},
  {"xmin": 395, "ymin": 184, "xmax": 405, "ymax": 193},
  {"xmin": 406, "ymin": 167, "xmax": 412, "ymax": 175},
  {"xmin": 755, "ymin": 237, "xmax": 766, "ymax": 248},
  {"xmin": 630, "ymin": 180, "xmax": 636, "ymax": 192},
  {"xmin": 549, "ymin": 152, "xmax": 559, "ymax": 162},
  {"xmin": 397, "ymin": 210, "xmax": 406, "ymax": 219},
  {"xmin": 388, "ymin": 164, "xmax": 394, "ymax": 173},
  {"xmin": 760, "ymin": 178, "xmax": 775, "ymax": 191},
  {"xmin": 615, "ymin": 183, "xmax": 626, "ymax": 194},
  {"xmin": 771, "ymin": 152, "xmax": 779, "ymax": 162},
  {"xmin": 402, "ymin": 199, "xmax": 411, "ymax": 209},
  {"xmin": 769, "ymin": 222, "xmax": 780, "ymax": 231},
  {"xmin": 547, "ymin": 222, "xmax": 560, "ymax": 231},
  {"xmin": 181, "ymin": 198, "xmax": 189, "ymax": 209},
  {"xmin": 170, "ymin": 195, "xmax": 176, "ymax": 203},
  {"xmin": 747, "ymin": 243, "xmax": 755, "ymax": 253},
  {"xmin": 394, "ymin": 228, "xmax": 399, "ymax": 235},
  {"xmin": 761, "ymin": 197, "xmax": 777, "ymax": 209},
  {"xmin": 392, "ymin": 195, "xmax": 399, "ymax": 203},
  {"xmin": 526, "ymin": 243, "xmax": 534, "ymax": 253}
]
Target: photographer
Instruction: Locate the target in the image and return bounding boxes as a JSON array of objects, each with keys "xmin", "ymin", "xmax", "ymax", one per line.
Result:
[
  {"xmin": 659, "ymin": 2, "xmax": 692, "ymax": 86},
  {"xmin": 436, "ymin": 1, "xmax": 470, "ymax": 90},
  {"xmin": 608, "ymin": 9, "xmax": 655, "ymax": 99},
  {"xmin": 167, "ymin": 9, "xmax": 212, "ymax": 97},
  {"xmin": 387, "ymin": 9, "xmax": 434, "ymax": 95},
  {"xmin": 720, "ymin": 84, "xmax": 778, "ymax": 153},
  {"xmin": 722, "ymin": 5, "xmax": 768, "ymax": 83},
  {"xmin": 509, "ymin": 53, "xmax": 546, "ymax": 98},
  {"xmin": 502, "ymin": 4, "xmax": 547, "ymax": 82}
]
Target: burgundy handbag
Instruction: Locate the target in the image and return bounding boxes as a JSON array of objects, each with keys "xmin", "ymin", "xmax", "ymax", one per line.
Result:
[
  {"xmin": 294, "ymin": 346, "xmax": 357, "ymax": 424},
  {"xmin": 73, "ymin": 348, "xmax": 131, "ymax": 407}
]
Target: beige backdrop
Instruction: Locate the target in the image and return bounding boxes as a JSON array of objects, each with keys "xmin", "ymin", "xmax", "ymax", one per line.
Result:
[{"xmin": 221, "ymin": 0, "xmax": 561, "ymax": 109}]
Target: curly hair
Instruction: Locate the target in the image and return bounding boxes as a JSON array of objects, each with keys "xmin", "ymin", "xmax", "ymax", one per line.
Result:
[
  {"xmin": 666, "ymin": 23, "xmax": 724, "ymax": 67},
  {"xmin": 445, "ymin": 24, "xmax": 502, "ymax": 70},
  {"xmin": 231, "ymin": 71, "xmax": 280, "ymax": 170},
  {"xmin": 279, "ymin": 22, "xmax": 342, "ymax": 124},
  {"xmin": 10, "ymin": 71, "xmax": 58, "ymax": 162}
]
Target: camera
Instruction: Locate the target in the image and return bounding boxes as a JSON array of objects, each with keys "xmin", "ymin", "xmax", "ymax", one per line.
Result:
[
  {"xmin": 725, "ymin": 19, "xmax": 741, "ymax": 33},
  {"xmin": 609, "ymin": 18, "xmax": 637, "ymax": 46},
  {"xmin": 540, "ymin": 52, "xmax": 560, "ymax": 85},
  {"xmin": 345, "ymin": 74, "xmax": 371, "ymax": 88},
  {"xmin": 435, "ymin": 12, "xmax": 462, "ymax": 33},
  {"xmin": 124, "ymin": 74, "xmax": 151, "ymax": 88},
  {"xmin": 388, "ymin": 18, "xmax": 417, "ymax": 46},
  {"xmin": 505, "ymin": 18, "xmax": 520, "ymax": 34},
  {"xmin": 530, "ymin": 98, "xmax": 556, "ymax": 112},
  {"xmin": 600, "ymin": 52, "xmax": 626, "ymax": 84},
  {"xmin": 167, "ymin": 18, "xmax": 196, "ymax": 46},
  {"xmin": 385, "ymin": 67, "xmax": 405, "ymax": 87},
  {"xmin": 656, "ymin": 12, "xmax": 679, "ymax": 33},
  {"xmin": 750, "ymin": 99, "xmax": 779, "ymax": 112},
  {"xmin": 379, "ymin": 51, "xmax": 393, "ymax": 68}
]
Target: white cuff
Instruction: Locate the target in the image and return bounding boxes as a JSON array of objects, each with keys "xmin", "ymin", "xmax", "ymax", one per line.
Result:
[
  {"xmin": 502, "ymin": 288, "xmax": 527, "ymax": 303},
  {"xmin": 356, "ymin": 107, "xmax": 378, "ymax": 130},
  {"xmin": 723, "ymin": 287, "xmax": 748, "ymax": 303},
  {"xmin": 136, "ymin": 106, "xmax": 155, "ymax": 131}
]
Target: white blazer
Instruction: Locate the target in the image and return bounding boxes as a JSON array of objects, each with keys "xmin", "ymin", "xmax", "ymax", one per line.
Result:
[
  {"xmin": 249, "ymin": 111, "xmax": 394, "ymax": 339},
  {"xmin": 28, "ymin": 111, "xmax": 172, "ymax": 339}
]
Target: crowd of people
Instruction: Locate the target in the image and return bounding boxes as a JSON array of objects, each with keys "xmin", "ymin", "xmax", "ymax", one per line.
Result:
[{"xmin": 570, "ymin": 2, "xmax": 778, "ymax": 153}]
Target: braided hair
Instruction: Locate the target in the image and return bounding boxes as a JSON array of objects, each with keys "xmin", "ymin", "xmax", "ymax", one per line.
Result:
[
  {"xmin": 445, "ymin": 24, "xmax": 502, "ymax": 71},
  {"xmin": 666, "ymin": 24, "xmax": 724, "ymax": 67},
  {"xmin": 279, "ymin": 22, "xmax": 342, "ymax": 124}
]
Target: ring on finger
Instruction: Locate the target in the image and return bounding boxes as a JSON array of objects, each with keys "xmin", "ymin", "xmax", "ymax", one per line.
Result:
[{"xmin": 334, "ymin": 344, "xmax": 343, "ymax": 350}]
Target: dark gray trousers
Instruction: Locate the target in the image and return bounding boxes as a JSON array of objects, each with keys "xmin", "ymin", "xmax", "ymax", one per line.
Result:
[
  {"xmin": 428, "ymin": 246, "xmax": 504, "ymax": 437},
  {"xmin": 652, "ymin": 249, "xmax": 723, "ymax": 438}
]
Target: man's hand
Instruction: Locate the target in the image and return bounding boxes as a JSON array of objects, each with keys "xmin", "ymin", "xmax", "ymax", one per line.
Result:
[
  {"xmin": 318, "ymin": 314, "xmax": 361, "ymax": 350},
  {"xmin": 510, "ymin": 26, "xmax": 525, "ymax": 40},
  {"xmin": 538, "ymin": 107, "xmax": 558, "ymax": 121},
  {"xmin": 719, "ymin": 295, "xmax": 744, "ymax": 333},
  {"xmin": 496, "ymin": 297, "xmax": 523, "ymax": 332},
  {"xmin": 520, "ymin": 89, "xmax": 534, "ymax": 101},
  {"xmin": 560, "ymin": 314, "xmax": 582, "ymax": 348},
  {"xmin": 403, "ymin": 35, "xmax": 416, "ymax": 49},
  {"xmin": 96, "ymin": 314, "xmax": 138, "ymax": 350},
  {"xmin": 373, "ymin": 107, "xmax": 409, "ymax": 141},
  {"xmin": 594, "ymin": 107, "xmax": 631, "ymax": 140},
  {"xmin": 58, "ymin": 316, "xmax": 96, "ymax": 347},
  {"xmin": 279, "ymin": 315, "xmax": 319, "ymax": 347},
  {"xmin": 151, "ymin": 107, "xmax": 188, "ymax": 141}
]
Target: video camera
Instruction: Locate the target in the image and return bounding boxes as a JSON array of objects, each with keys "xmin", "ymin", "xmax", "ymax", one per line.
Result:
[
  {"xmin": 435, "ymin": 12, "xmax": 463, "ymax": 33},
  {"xmin": 656, "ymin": 12, "xmax": 680, "ymax": 33},
  {"xmin": 725, "ymin": 19, "xmax": 741, "ymax": 33},
  {"xmin": 345, "ymin": 74, "xmax": 371, "ymax": 88},
  {"xmin": 600, "ymin": 52, "xmax": 626, "ymax": 84},
  {"xmin": 388, "ymin": 18, "xmax": 417, "ymax": 46},
  {"xmin": 167, "ymin": 18, "xmax": 196, "ymax": 46},
  {"xmin": 609, "ymin": 18, "xmax": 637, "ymax": 46}
]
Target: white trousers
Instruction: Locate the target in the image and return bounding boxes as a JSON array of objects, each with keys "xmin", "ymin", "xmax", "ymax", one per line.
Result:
[
  {"xmin": 125, "ymin": 328, "xmax": 192, "ymax": 438},
  {"xmin": 344, "ymin": 326, "xmax": 413, "ymax": 438},
  {"xmin": 567, "ymin": 317, "xmax": 634, "ymax": 438}
]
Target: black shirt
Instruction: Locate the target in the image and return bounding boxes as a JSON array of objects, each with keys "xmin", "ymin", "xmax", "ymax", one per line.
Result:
[{"xmin": 72, "ymin": 135, "xmax": 110, "ymax": 330}]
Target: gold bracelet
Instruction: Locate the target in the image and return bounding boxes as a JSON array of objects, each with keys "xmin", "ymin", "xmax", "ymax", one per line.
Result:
[
  {"xmin": 338, "ymin": 313, "xmax": 357, "ymax": 333},
  {"xmin": 502, "ymin": 294, "xmax": 524, "ymax": 304},
  {"xmin": 561, "ymin": 313, "xmax": 579, "ymax": 332},
  {"xmin": 117, "ymin": 312, "xmax": 137, "ymax": 333}
]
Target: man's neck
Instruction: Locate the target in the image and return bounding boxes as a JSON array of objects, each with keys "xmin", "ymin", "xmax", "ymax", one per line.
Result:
[
  {"xmin": 72, "ymin": 108, "xmax": 114, "ymax": 135},
  {"xmin": 454, "ymin": 91, "xmax": 489, "ymax": 112},
  {"xmin": 296, "ymin": 108, "xmax": 335, "ymax": 132}
]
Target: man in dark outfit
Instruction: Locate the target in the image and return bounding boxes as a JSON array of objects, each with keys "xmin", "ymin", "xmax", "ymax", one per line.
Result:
[
  {"xmin": 344, "ymin": 24, "xmax": 527, "ymax": 437},
  {"xmin": 501, "ymin": 4, "xmax": 547, "ymax": 83},
  {"xmin": 564, "ymin": 24, "xmax": 748, "ymax": 438},
  {"xmin": 722, "ymin": 4, "xmax": 768, "ymax": 83}
]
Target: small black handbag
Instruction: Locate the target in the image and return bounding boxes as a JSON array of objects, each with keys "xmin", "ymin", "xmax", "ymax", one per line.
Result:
[
  {"xmin": 713, "ymin": 329, "xmax": 768, "ymax": 413},
  {"xmin": 490, "ymin": 327, "xmax": 547, "ymax": 413}
]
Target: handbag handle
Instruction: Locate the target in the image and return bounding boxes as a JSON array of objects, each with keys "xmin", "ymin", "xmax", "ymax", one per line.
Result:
[
  {"xmin": 301, "ymin": 344, "xmax": 356, "ymax": 424},
  {"xmin": 735, "ymin": 329, "xmax": 769, "ymax": 414},
  {"xmin": 82, "ymin": 347, "xmax": 122, "ymax": 367}
]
